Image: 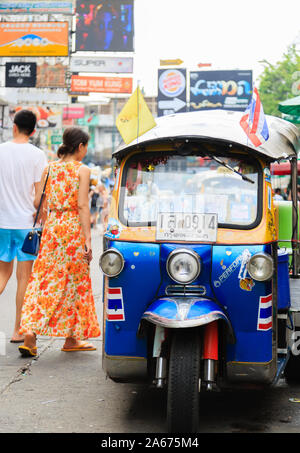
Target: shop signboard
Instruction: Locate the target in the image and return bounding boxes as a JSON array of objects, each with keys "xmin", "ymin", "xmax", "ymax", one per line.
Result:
[
  {"xmin": 5, "ymin": 62, "xmax": 36, "ymax": 87},
  {"xmin": 36, "ymin": 62, "xmax": 67, "ymax": 88},
  {"xmin": 63, "ymin": 106, "xmax": 85, "ymax": 119},
  {"xmin": 70, "ymin": 56, "xmax": 133, "ymax": 74},
  {"xmin": 157, "ymin": 68, "xmax": 187, "ymax": 117},
  {"xmin": 189, "ymin": 70, "xmax": 253, "ymax": 112},
  {"xmin": 0, "ymin": 2, "xmax": 73, "ymax": 14},
  {"xmin": 71, "ymin": 75, "xmax": 133, "ymax": 94}
]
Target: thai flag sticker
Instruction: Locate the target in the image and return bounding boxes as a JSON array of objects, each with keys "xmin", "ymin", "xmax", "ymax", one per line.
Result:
[
  {"xmin": 257, "ymin": 294, "xmax": 272, "ymax": 331},
  {"xmin": 107, "ymin": 287, "xmax": 125, "ymax": 321}
]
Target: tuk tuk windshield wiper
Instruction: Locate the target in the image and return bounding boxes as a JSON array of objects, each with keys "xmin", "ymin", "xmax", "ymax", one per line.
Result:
[{"xmin": 211, "ymin": 155, "xmax": 255, "ymax": 184}]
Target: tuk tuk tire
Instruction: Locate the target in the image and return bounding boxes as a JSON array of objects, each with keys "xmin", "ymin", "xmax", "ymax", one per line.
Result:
[{"xmin": 167, "ymin": 329, "xmax": 200, "ymax": 433}]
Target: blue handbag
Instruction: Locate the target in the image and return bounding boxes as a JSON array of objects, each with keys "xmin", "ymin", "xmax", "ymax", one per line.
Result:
[{"xmin": 21, "ymin": 168, "xmax": 50, "ymax": 256}]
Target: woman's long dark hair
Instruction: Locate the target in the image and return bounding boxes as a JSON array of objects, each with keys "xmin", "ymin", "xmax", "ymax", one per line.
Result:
[{"xmin": 57, "ymin": 127, "xmax": 89, "ymax": 158}]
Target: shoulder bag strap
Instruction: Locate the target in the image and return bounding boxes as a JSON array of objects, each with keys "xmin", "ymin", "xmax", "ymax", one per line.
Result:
[{"xmin": 33, "ymin": 166, "xmax": 50, "ymax": 228}]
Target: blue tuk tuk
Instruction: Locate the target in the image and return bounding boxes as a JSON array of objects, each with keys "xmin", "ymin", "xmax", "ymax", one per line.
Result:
[{"xmin": 99, "ymin": 110, "xmax": 300, "ymax": 432}]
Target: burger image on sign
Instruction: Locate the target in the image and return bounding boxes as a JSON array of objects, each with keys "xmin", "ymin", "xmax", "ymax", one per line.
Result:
[{"xmin": 159, "ymin": 69, "xmax": 186, "ymax": 98}]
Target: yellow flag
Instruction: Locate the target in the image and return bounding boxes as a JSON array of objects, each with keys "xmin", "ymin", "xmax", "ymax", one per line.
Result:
[{"xmin": 116, "ymin": 87, "xmax": 156, "ymax": 144}]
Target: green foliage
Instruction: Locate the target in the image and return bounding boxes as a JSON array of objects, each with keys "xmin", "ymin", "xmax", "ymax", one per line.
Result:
[{"xmin": 258, "ymin": 45, "xmax": 300, "ymax": 117}]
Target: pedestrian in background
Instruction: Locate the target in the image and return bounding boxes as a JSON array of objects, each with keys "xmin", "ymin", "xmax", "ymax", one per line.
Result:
[
  {"xmin": 0, "ymin": 109, "xmax": 47, "ymax": 343},
  {"xmin": 89, "ymin": 185, "xmax": 100, "ymax": 229},
  {"xmin": 273, "ymin": 188, "xmax": 284, "ymax": 200},
  {"xmin": 19, "ymin": 127, "xmax": 100, "ymax": 357}
]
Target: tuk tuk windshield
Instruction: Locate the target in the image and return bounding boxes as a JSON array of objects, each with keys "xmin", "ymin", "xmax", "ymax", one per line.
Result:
[{"xmin": 120, "ymin": 153, "xmax": 260, "ymax": 228}]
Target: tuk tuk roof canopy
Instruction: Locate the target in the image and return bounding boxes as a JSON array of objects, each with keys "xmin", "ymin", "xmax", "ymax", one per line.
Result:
[{"xmin": 114, "ymin": 110, "xmax": 300, "ymax": 162}]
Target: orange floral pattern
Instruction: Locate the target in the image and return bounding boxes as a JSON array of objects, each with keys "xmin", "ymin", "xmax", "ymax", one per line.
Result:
[{"xmin": 20, "ymin": 161, "xmax": 100, "ymax": 340}]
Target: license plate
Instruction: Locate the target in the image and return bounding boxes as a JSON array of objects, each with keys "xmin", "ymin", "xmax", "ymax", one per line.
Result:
[{"xmin": 156, "ymin": 213, "xmax": 218, "ymax": 242}]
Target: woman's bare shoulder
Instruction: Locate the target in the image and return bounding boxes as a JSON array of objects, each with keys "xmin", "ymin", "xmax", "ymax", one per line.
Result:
[{"xmin": 79, "ymin": 164, "xmax": 91, "ymax": 177}]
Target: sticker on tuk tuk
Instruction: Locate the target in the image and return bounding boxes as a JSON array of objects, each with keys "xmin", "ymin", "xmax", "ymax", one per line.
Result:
[
  {"xmin": 257, "ymin": 294, "xmax": 272, "ymax": 331},
  {"xmin": 107, "ymin": 287, "xmax": 125, "ymax": 321},
  {"xmin": 156, "ymin": 212, "xmax": 218, "ymax": 242},
  {"xmin": 264, "ymin": 168, "xmax": 271, "ymax": 182},
  {"xmin": 105, "ymin": 218, "xmax": 122, "ymax": 239}
]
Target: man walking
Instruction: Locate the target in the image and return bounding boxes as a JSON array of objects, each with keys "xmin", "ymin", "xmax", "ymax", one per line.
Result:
[{"xmin": 0, "ymin": 110, "xmax": 47, "ymax": 342}]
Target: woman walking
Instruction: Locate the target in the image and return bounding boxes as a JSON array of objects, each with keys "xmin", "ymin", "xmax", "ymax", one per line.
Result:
[{"xmin": 19, "ymin": 127, "xmax": 100, "ymax": 356}]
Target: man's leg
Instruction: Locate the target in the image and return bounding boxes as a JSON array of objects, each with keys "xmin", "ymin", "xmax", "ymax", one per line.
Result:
[
  {"xmin": 0, "ymin": 260, "xmax": 14, "ymax": 295},
  {"xmin": 13, "ymin": 260, "xmax": 33, "ymax": 341},
  {"xmin": 0, "ymin": 229, "xmax": 14, "ymax": 295}
]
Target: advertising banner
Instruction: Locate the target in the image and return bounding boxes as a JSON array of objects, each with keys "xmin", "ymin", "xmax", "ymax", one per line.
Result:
[
  {"xmin": 75, "ymin": 0, "xmax": 134, "ymax": 52},
  {"xmin": 0, "ymin": 22, "xmax": 69, "ymax": 57},
  {"xmin": 189, "ymin": 70, "xmax": 253, "ymax": 112},
  {"xmin": 63, "ymin": 106, "xmax": 85, "ymax": 120},
  {"xmin": 0, "ymin": 2, "xmax": 73, "ymax": 14},
  {"xmin": 71, "ymin": 75, "xmax": 133, "ymax": 94},
  {"xmin": 36, "ymin": 62, "xmax": 67, "ymax": 88},
  {"xmin": 5, "ymin": 62, "xmax": 36, "ymax": 87},
  {"xmin": 9, "ymin": 106, "xmax": 62, "ymax": 129},
  {"xmin": 157, "ymin": 68, "xmax": 187, "ymax": 117},
  {"xmin": 70, "ymin": 56, "xmax": 133, "ymax": 73}
]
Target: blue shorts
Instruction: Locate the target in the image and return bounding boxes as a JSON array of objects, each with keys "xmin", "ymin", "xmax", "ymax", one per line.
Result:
[{"xmin": 0, "ymin": 228, "xmax": 37, "ymax": 262}]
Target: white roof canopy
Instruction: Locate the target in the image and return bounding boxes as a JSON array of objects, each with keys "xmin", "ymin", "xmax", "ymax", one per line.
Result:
[{"xmin": 115, "ymin": 110, "xmax": 300, "ymax": 162}]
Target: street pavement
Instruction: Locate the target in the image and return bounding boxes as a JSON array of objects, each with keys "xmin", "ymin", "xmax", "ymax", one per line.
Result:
[{"xmin": 0, "ymin": 229, "xmax": 165, "ymax": 434}]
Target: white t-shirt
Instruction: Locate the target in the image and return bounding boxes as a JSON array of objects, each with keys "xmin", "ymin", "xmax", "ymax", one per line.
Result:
[{"xmin": 0, "ymin": 141, "xmax": 47, "ymax": 229}]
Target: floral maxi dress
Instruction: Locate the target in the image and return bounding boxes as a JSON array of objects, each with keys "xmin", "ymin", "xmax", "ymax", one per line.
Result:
[{"xmin": 20, "ymin": 161, "xmax": 100, "ymax": 340}]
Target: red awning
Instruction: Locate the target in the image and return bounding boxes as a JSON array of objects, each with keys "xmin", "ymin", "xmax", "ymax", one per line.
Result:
[{"xmin": 270, "ymin": 161, "xmax": 300, "ymax": 176}]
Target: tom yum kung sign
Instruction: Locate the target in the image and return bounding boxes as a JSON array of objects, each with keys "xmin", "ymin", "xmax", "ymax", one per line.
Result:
[{"xmin": 5, "ymin": 62, "xmax": 36, "ymax": 87}]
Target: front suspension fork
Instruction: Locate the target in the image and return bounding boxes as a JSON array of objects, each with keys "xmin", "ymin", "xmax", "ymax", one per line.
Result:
[
  {"xmin": 203, "ymin": 321, "xmax": 218, "ymax": 390},
  {"xmin": 152, "ymin": 325, "xmax": 167, "ymax": 388},
  {"xmin": 152, "ymin": 321, "xmax": 219, "ymax": 390}
]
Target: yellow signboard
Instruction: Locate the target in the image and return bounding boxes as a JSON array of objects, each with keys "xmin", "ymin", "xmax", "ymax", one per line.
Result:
[
  {"xmin": 160, "ymin": 59, "xmax": 184, "ymax": 66},
  {"xmin": 0, "ymin": 22, "xmax": 69, "ymax": 56}
]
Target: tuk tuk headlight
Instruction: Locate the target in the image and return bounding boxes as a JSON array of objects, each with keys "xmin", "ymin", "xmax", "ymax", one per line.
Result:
[
  {"xmin": 247, "ymin": 252, "xmax": 273, "ymax": 281},
  {"xmin": 167, "ymin": 249, "xmax": 201, "ymax": 284},
  {"xmin": 100, "ymin": 249, "xmax": 124, "ymax": 277}
]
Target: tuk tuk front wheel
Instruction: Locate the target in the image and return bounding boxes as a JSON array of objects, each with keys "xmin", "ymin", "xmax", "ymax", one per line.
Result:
[{"xmin": 167, "ymin": 329, "xmax": 200, "ymax": 433}]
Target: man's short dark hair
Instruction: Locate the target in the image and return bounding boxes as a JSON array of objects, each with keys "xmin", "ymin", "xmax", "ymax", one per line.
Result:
[{"xmin": 13, "ymin": 109, "xmax": 37, "ymax": 136}]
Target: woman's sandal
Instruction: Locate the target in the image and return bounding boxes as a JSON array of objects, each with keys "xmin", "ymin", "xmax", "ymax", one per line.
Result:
[
  {"xmin": 61, "ymin": 341, "xmax": 96, "ymax": 352},
  {"xmin": 19, "ymin": 345, "xmax": 38, "ymax": 357}
]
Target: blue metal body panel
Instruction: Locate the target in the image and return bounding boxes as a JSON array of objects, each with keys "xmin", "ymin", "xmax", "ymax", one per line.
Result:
[
  {"xmin": 211, "ymin": 244, "xmax": 273, "ymax": 363},
  {"xmin": 277, "ymin": 250, "xmax": 291, "ymax": 310},
  {"xmin": 104, "ymin": 241, "xmax": 160, "ymax": 357}
]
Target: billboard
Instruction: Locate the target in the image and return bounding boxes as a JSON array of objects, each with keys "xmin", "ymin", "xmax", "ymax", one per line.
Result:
[
  {"xmin": 0, "ymin": 22, "xmax": 69, "ymax": 57},
  {"xmin": 5, "ymin": 62, "xmax": 36, "ymax": 88},
  {"xmin": 8, "ymin": 106, "xmax": 62, "ymax": 129},
  {"xmin": 36, "ymin": 62, "xmax": 67, "ymax": 88},
  {"xmin": 63, "ymin": 106, "xmax": 85, "ymax": 119},
  {"xmin": 70, "ymin": 56, "xmax": 133, "ymax": 73},
  {"xmin": 189, "ymin": 70, "xmax": 253, "ymax": 112},
  {"xmin": 157, "ymin": 68, "xmax": 187, "ymax": 117},
  {"xmin": 75, "ymin": 0, "xmax": 134, "ymax": 52},
  {"xmin": 0, "ymin": 2, "xmax": 73, "ymax": 14},
  {"xmin": 71, "ymin": 75, "xmax": 133, "ymax": 94}
]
